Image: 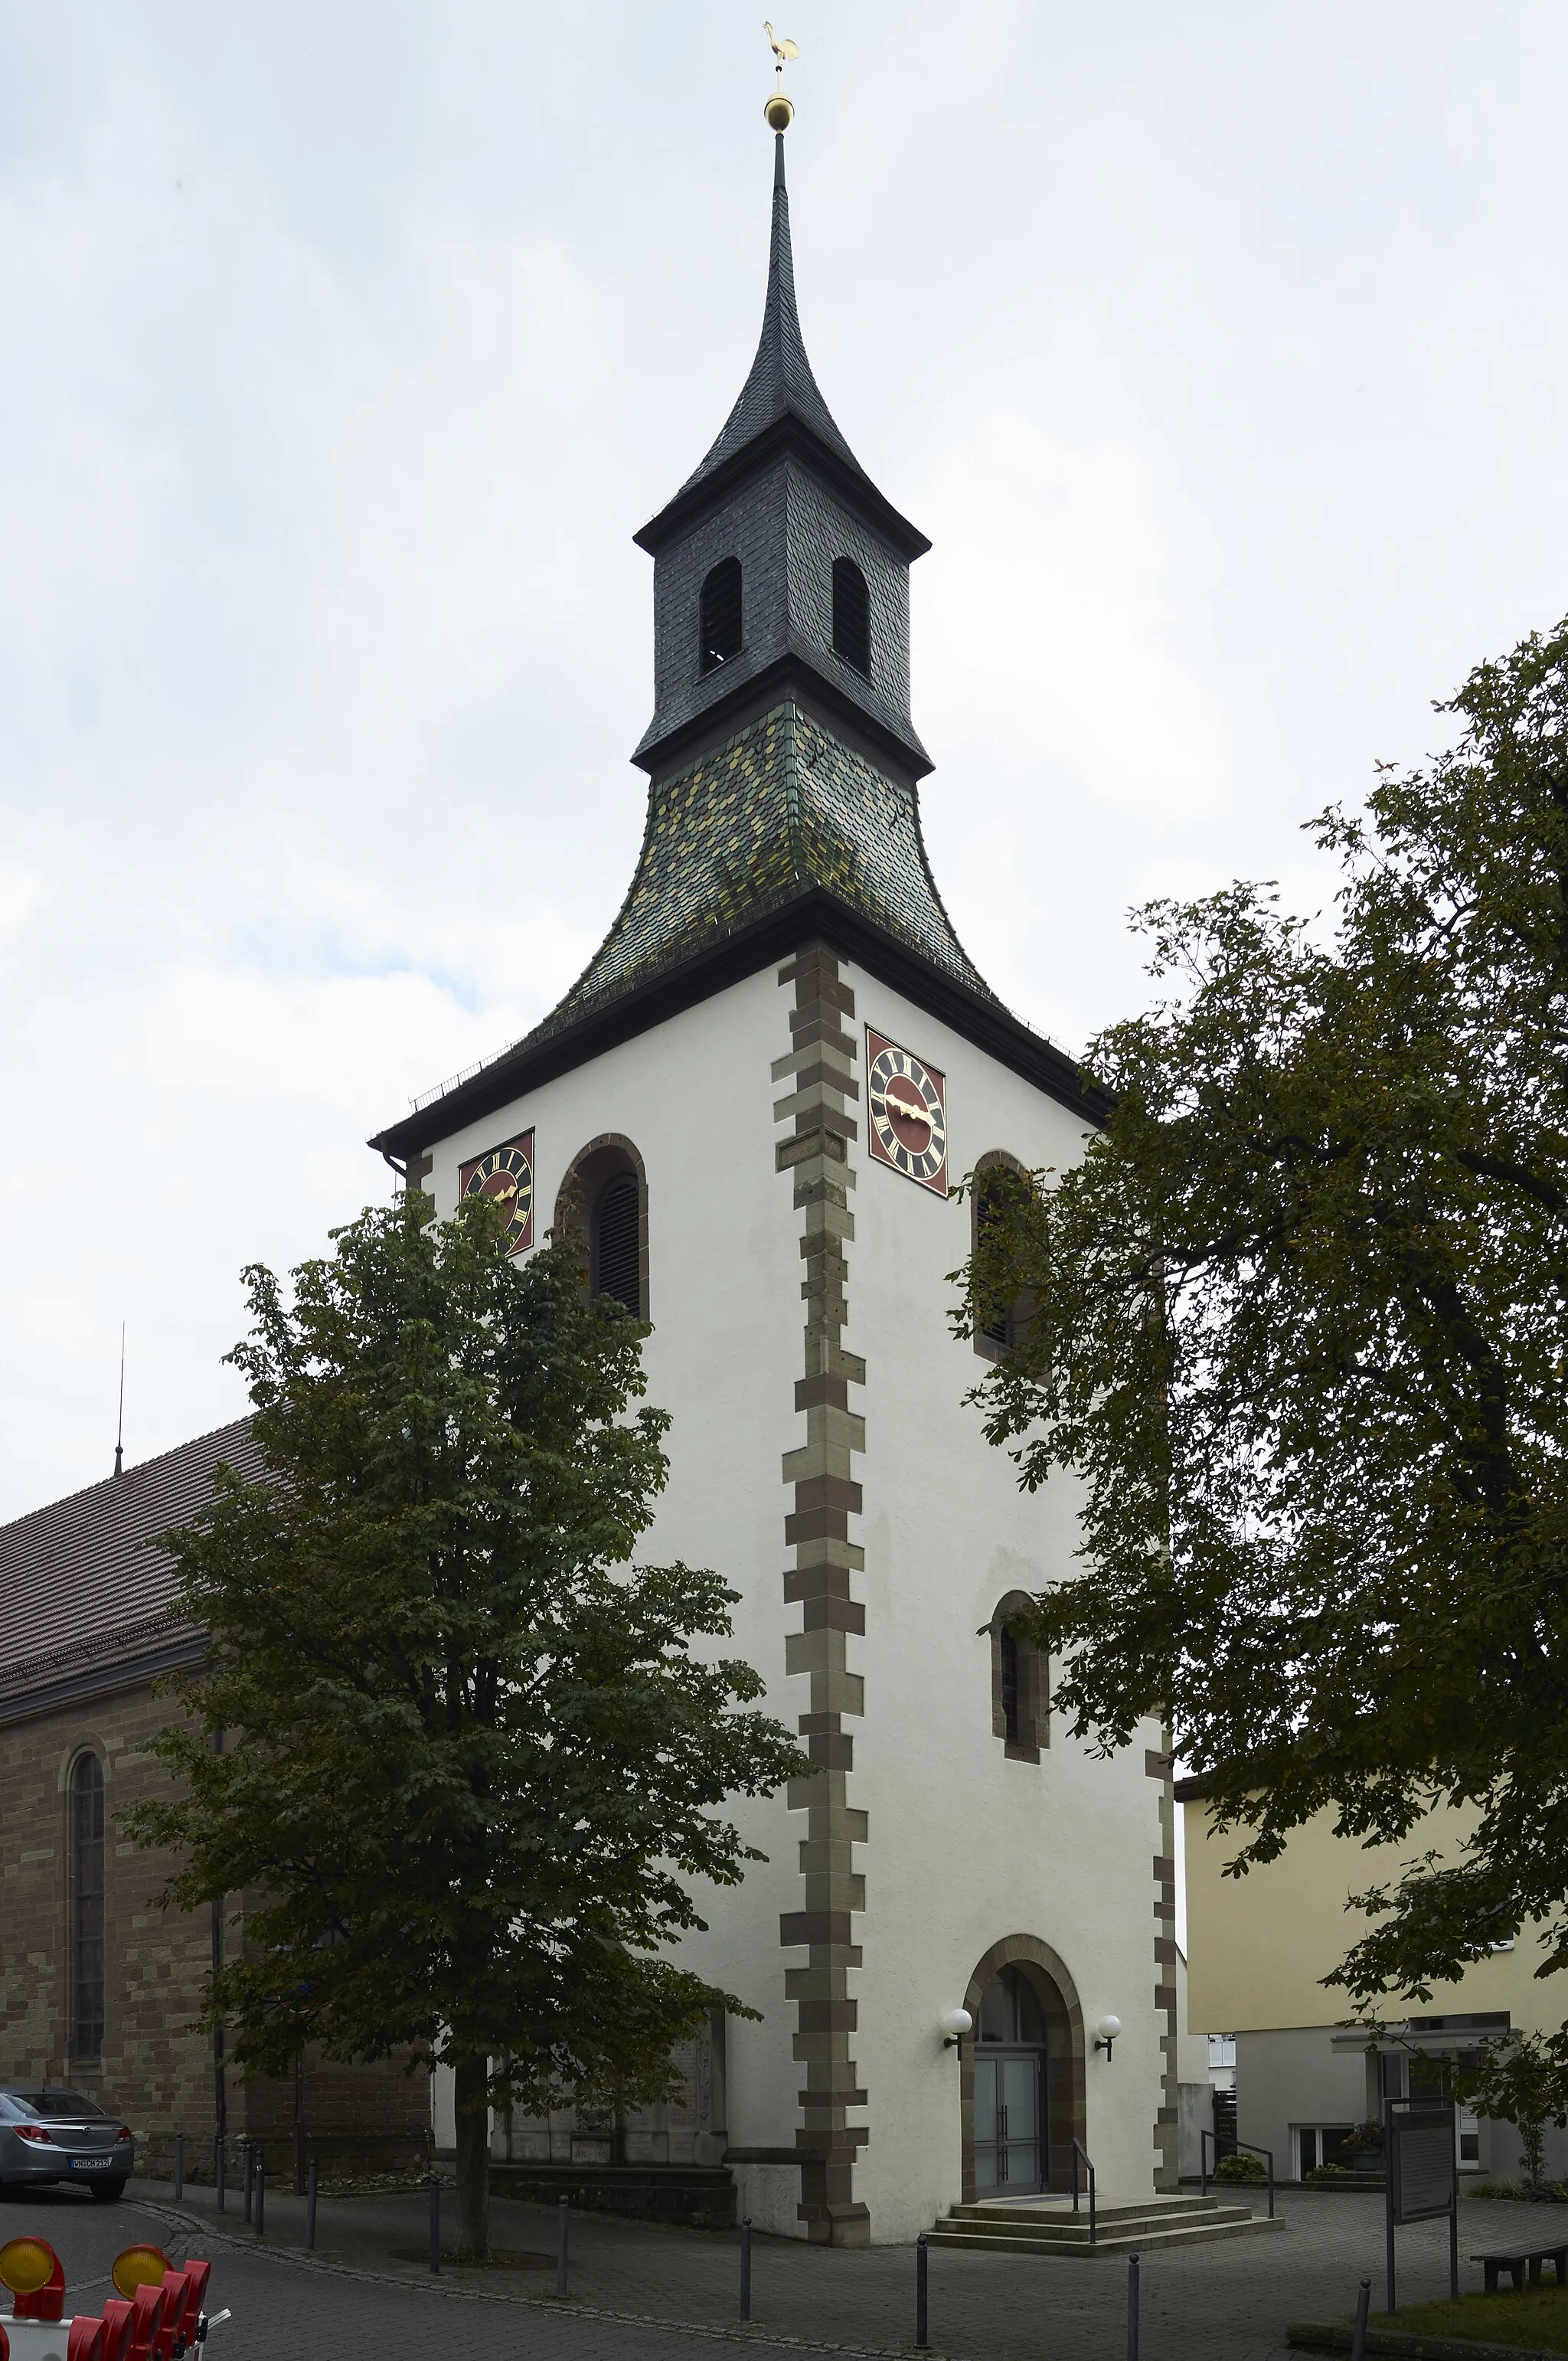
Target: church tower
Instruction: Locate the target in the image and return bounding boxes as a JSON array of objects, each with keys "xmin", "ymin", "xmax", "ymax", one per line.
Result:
[{"xmin": 372, "ymin": 122, "xmax": 1175, "ymax": 2246}]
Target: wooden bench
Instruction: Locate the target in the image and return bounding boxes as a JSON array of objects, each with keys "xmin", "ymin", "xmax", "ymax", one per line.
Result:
[{"xmin": 1469, "ymin": 2239, "xmax": 1568, "ymax": 2294}]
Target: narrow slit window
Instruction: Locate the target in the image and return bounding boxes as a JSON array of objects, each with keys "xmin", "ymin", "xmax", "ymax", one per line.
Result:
[
  {"xmin": 592, "ymin": 1172, "xmax": 642, "ymax": 1317},
  {"xmin": 699, "ymin": 558, "xmax": 743, "ymax": 675},
  {"xmin": 999, "ymin": 1627, "xmax": 1021, "ymax": 1747},
  {"xmin": 831, "ymin": 558, "xmax": 871, "ymax": 677},
  {"xmin": 71, "ymin": 1754, "xmax": 105, "ymax": 2062}
]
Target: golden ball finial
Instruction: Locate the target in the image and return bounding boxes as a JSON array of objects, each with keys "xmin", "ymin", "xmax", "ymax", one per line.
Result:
[{"xmin": 763, "ymin": 24, "xmax": 798, "ymax": 131}]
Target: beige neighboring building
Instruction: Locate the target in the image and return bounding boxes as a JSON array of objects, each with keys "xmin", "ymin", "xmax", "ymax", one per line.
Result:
[{"xmin": 1178, "ymin": 1775, "xmax": 1568, "ymax": 2186}]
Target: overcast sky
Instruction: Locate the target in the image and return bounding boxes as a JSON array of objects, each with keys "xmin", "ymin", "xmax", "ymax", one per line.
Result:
[{"xmin": 3, "ymin": 1, "xmax": 1566, "ymax": 1519}]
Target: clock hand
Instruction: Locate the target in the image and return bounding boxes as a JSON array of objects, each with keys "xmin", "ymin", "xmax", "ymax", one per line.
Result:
[{"xmin": 872, "ymin": 1093, "xmax": 935, "ymax": 1136}]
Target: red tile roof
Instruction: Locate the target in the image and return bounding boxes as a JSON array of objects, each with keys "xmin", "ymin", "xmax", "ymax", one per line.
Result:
[{"xmin": 0, "ymin": 1418, "xmax": 263, "ymax": 1705}]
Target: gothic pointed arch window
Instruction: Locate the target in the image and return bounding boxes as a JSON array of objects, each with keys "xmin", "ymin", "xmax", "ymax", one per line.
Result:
[
  {"xmin": 556, "ymin": 1137, "xmax": 650, "ymax": 1323},
  {"xmin": 831, "ymin": 557, "xmax": 871, "ymax": 677},
  {"xmin": 699, "ymin": 558, "xmax": 743, "ymax": 675},
  {"xmin": 70, "ymin": 1751, "xmax": 106, "ymax": 2062}
]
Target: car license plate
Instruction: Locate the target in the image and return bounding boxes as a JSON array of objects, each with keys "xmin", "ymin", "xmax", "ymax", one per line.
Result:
[{"xmin": 67, "ymin": 2157, "xmax": 113, "ymax": 2171}]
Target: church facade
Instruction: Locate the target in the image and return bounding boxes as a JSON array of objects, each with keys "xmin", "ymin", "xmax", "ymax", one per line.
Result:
[{"xmin": 371, "ymin": 131, "xmax": 1177, "ymax": 2246}]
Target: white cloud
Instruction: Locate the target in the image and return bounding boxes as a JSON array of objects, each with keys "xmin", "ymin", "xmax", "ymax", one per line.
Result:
[{"xmin": 4, "ymin": 0, "xmax": 1566, "ymax": 1512}]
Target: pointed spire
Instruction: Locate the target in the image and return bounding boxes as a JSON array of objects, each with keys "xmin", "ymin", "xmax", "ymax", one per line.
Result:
[{"xmin": 676, "ymin": 133, "xmax": 865, "ymax": 498}]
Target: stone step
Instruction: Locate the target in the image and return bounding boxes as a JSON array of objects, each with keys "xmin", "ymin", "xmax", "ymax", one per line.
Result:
[
  {"xmin": 926, "ymin": 2211, "xmax": 1285, "ymax": 2258},
  {"xmin": 949, "ymin": 2194, "xmax": 1237, "ymax": 2228}
]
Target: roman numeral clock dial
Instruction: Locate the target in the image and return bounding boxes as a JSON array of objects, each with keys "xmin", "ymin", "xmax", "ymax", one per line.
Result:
[
  {"xmin": 866, "ymin": 1031, "xmax": 948, "ymax": 1192},
  {"xmin": 459, "ymin": 1130, "xmax": 535, "ymax": 1254}
]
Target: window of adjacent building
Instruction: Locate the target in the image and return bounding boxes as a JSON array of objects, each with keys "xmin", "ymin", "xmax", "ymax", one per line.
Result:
[
  {"xmin": 592, "ymin": 1171, "xmax": 642, "ymax": 1317},
  {"xmin": 1297, "ymin": 2125, "xmax": 1354, "ymax": 2177},
  {"xmin": 831, "ymin": 557, "xmax": 871, "ymax": 677},
  {"xmin": 699, "ymin": 558, "xmax": 743, "ymax": 674},
  {"xmin": 70, "ymin": 1753, "xmax": 105, "ymax": 2062}
]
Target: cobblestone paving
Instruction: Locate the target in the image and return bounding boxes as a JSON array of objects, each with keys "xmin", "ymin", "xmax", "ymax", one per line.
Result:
[{"xmin": 1, "ymin": 2180, "xmax": 1552, "ymax": 2359}]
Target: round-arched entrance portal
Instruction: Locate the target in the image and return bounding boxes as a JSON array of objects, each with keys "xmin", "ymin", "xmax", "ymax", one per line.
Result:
[{"xmin": 961, "ymin": 1938, "xmax": 1086, "ymax": 2203}]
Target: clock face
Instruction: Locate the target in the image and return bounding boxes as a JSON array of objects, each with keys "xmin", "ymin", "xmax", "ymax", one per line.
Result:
[
  {"xmin": 459, "ymin": 1130, "xmax": 534, "ymax": 1254},
  {"xmin": 866, "ymin": 1030, "xmax": 948, "ymax": 1192}
]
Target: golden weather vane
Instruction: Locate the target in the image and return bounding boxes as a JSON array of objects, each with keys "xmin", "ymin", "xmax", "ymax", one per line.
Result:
[{"xmin": 763, "ymin": 21, "xmax": 799, "ymax": 131}]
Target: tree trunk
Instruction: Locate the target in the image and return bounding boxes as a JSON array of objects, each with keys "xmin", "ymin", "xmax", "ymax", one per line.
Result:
[{"xmin": 453, "ymin": 2052, "xmax": 490, "ymax": 2259}]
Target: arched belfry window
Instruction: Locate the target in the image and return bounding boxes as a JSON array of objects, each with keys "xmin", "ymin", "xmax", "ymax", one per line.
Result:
[
  {"xmin": 831, "ymin": 557, "xmax": 871, "ymax": 678},
  {"xmin": 70, "ymin": 1753, "xmax": 106, "ymax": 2061},
  {"xmin": 556, "ymin": 1138, "xmax": 650, "ymax": 1324},
  {"xmin": 972, "ymin": 1153, "xmax": 1031, "ymax": 1362},
  {"xmin": 699, "ymin": 558, "xmax": 743, "ymax": 675},
  {"xmin": 991, "ymin": 1592, "xmax": 1048, "ymax": 1761},
  {"xmin": 592, "ymin": 1172, "xmax": 642, "ymax": 1317}
]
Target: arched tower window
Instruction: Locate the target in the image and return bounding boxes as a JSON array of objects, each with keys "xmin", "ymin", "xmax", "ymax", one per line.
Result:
[
  {"xmin": 699, "ymin": 558, "xmax": 743, "ymax": 674},
  {"xmin": 972, "ymin": 1153, "xmax": 1031, "ymax": 1362},
  {"xmin": 556, "ymin": 1137, "xmax": 651, "ymax": 1324},
  {"xmin": 592, "ymin": 1171, "xmax": 642, "ymax": 1317},
  {"xmin": 831, "ymin": 557, "xmax": 871, "ymax": 677},
  {"xmin": 70, "ymin": 1753, "xmax": 105, "ymax": 2062},
  {"xmin": 990, "ymin": 1591, "xmax": 1048, "ymax": 1761}
]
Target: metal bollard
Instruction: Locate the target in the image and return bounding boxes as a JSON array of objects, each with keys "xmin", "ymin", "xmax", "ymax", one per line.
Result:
[
  {"xmin": 215, "ymin": 2136, "xmax": 226, "ymax": 2215},
  {"xmin": 1127, "ymin": 2251, "xmax": 1140, "ymax": 2361},
  {"xmin": 306, "ymin": 2159, "xmax": 318, "ymax": 2253},
  {"xmin": 1350, "ymin": 2277, "xmax": 1371, "ymax": 2361},
  {"xmin": 255, "ymin": 2154, "xmax": 266, "ymax": 2239},
  {"xmin": 740, "ymin": 2215, "xmax": 752, "ymax": 2323},
  {"xmin": 915, "ymin": 2232, "xmax": 929, "ymax": 2350},
  {"xmin": 243, "ymin": 2142, "xmax": 253, "ymax": 2225},
  {"xmin": 174, "ymin": 2131, "xmax": 184, "ymax": 2204},
  {"xmin": 556, "ymin": 2193, "xmax": 570, "ymax": 2297},
  {"xmin": 430, "ymin": 2177, "xmax": 441, "ymax": 2274}
]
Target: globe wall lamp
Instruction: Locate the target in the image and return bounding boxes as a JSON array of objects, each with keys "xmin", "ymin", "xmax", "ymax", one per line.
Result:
[
  {"xmin": 1093, "ymin": 2014, "xmax": 1122, "ymax": 2060},
  {"xmin": 939, "ymin": 2009, "xmax": 973, "ymax": 2052}
]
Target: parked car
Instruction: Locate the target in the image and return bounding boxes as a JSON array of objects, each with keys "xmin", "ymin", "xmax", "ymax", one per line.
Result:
[{"xmin": 0, "ymin": 2088, "xmax": 133, "ymax": 2199}]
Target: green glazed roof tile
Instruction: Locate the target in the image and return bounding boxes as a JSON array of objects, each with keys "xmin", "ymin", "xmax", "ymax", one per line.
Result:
[{"xmin": 521, "ymin": 704, "xmax": 996, "ymax": 1047}]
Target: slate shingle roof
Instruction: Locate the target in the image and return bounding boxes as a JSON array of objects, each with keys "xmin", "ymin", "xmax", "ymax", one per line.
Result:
[
  {"xmin": 0, "ymin": 1417, "xmax": 261, "ymax": 1705},
  {"xmin": 525, "ymin": 702, "xmax": 998, "ymax": 1045},
  {"xmin": 676, "ymin": 134, "xmax": 866, "ymax": 502}
]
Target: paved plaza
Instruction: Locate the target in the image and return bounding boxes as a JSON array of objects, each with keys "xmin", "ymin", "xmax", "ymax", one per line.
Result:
[{"xmin": 1, "ymin": 2177, "xmax": 1547, "ymax": 2359}]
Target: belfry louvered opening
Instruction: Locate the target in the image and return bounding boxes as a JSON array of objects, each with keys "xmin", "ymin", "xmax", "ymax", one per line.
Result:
[
  {"xmin": 592, "ymin": 1171, "xmax": 642, "ymax": 1317},
  {"xmin": 831, "ymin": 557, "xmax": 871, "ymax": 678},
  {"xmin": 699, "ymin": 557, "xmax": 743, "ymax": 675}
]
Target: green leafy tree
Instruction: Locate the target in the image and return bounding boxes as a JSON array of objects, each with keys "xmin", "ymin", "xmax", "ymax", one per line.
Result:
[
  {"xmin": 126, "ymin": 1195, "xmax": 805, "ymax": 2256},
  {"xmin": 1456, "ymin": 2029, "xmax": 1568, "ymax": 2189},
  {"xmin": 957, "ymin": 620, "xmax": 1568, "ymax": 2019}
]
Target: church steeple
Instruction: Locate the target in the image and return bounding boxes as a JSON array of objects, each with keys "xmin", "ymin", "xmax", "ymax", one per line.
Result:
[
  {"xmin": 367, "ymin": 110, "xmax": 1104, "ymax": 1173},
  {"xmin": 632, "ymin": 133, "xmax": 931, "ymax": 786},
  {"xmin": 674, "ymin": 133, "xmax": 867, "ymax": 503}
]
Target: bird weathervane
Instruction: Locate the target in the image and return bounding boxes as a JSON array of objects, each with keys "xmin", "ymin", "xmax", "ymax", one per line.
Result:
[{"xmin": 763, "ymin": 22, "xmax": 799, "ymax": 132}]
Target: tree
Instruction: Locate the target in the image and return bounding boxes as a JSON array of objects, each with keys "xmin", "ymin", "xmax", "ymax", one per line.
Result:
[
  {"xmin": 126, "ymin": 1194, "xmax": 805, "ymax": 2257},
  {"xmin": 1457, "ymin": 2029, "xmax": 1568, "ymax": 2190},
  {"xmin": 957, "ymin": 620, "xmax": 1568, "ymax": 2017}
]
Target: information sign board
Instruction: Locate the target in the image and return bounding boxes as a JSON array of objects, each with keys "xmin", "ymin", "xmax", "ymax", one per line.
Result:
[
  {"xmin": 1389, "ymin": 2102, "xmax": 1457, "ymax": 2224},
  {"xmin": 1383, "ymin": 2095, "xmax": 1459, "ymax": 2313}
]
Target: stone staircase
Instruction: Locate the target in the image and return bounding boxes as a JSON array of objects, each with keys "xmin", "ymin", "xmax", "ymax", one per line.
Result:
[{"xmin": 926, "ymin": 2191, "xmax": 1285, "ymax": 2257}]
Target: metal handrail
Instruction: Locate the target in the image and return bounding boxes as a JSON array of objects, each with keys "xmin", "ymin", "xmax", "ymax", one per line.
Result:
[
  {"xmin": 1070, "ymin": 2139, "xmax": 1098, "ymax": 2244},
  {"xmin": 1200, "ymin": 2128, "xmax": 1276, "ymax": 2219}
]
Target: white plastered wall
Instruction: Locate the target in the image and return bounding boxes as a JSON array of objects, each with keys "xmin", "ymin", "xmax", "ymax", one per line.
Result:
[{"xmin": 418, "ymin": 955, "xmax": 1166, "ymax": 2238}]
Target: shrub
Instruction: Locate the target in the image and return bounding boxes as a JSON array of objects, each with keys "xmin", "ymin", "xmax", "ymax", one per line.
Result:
[
  {"xmin": 1468, "ymin": 2181, "xmax": 1521, "ymax": 2199},
  {"xmin": 1215, "ymin": 2151, "xmax": 1268, "ymax": 2183},
  {"xmin": 1305, "ymin": 2163, "xmax": 1354, "ymax": 2181}
]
